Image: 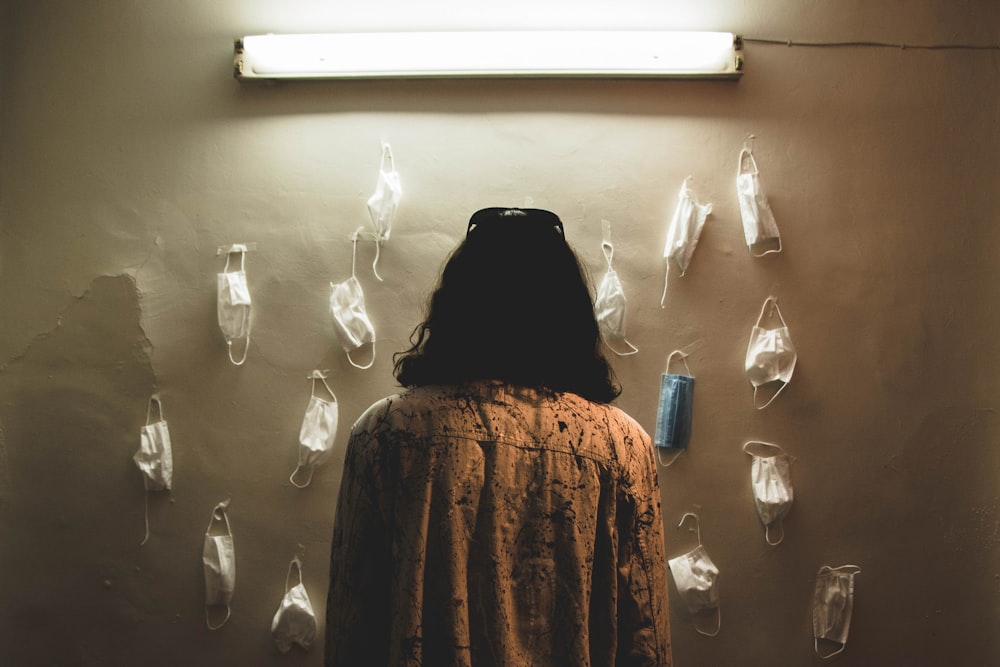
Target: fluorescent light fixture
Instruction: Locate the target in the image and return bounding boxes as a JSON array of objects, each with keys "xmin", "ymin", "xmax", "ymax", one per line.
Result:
[{"xmin": 234, "ymin": 31, "xmax": 743, "ymax": 81}]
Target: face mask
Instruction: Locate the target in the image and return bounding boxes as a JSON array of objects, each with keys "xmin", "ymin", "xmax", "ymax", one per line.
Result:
[
  {"xmin": 661, "ymin": 177, "xmax": 712, "ymax": 307},
  {"xmin": 203, "ymin": 499, "xmax": 236, "ymax": 630},
  {"xmin": 667, "ymin": 512, "xmax": 721, "ymax": 636},
  {"xmin": 217, "ymin": 245, "xmax": 252, "ymax": 365},
  {"xmin": 330, "ymin": 233, "xmax": 376, "ymax": 369},
  {"xmin": 366, "ymin": 142, "xmax": 402, "ymax": 281},
  {"xmin": 653, "ymin": 350, "xmax": 694, "ymax": 467},
  {"xmin": 745, "ymin": 296, "xmax": 796, "ymax": 409},
  {"xmin": 290, "ymin": 371, "xmax": 339, "ymax": 488},
  {"xmin": 271, "ymin": 556, "xmax": 317, "ymax": 653},
  {"xmin": 743, "ymin": 441, "xmax": 794, "ymax": 545},
  {"xmin": 736, "ymin": 135, "xmax": 781, "ymax": 256},
  {"xmin": 134, "ymin": 394, "xmax": 173, "ymax": 545},
  {"xmin": 594, "ymin": 225, "xmax": 638, "ymax": 356},
  {"xmin": 813, "ymin": 565, "xmax": 861, "ymax": 658}
]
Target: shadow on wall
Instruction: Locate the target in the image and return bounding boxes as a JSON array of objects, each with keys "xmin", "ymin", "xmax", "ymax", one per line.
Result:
[{"xmin": 0, "ymin": 274, "xmax": 156, "ymax": 660}]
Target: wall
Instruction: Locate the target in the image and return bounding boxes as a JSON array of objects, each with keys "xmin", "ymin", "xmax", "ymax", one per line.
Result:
[{"xmin": 1, "ymin": 1, "xmax": 998, "ymax": 665}]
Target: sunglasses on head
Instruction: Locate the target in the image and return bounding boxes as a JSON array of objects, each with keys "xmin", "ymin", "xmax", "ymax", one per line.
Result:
[{"xmin": 467, "ymin": 207, "xmax": 565, "ymax": 237}]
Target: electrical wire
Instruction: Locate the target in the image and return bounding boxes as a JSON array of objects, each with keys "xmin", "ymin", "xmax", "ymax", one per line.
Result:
[{"xmin": 743, "ymin": 37, "xmax": 1000, "ymax": 51}]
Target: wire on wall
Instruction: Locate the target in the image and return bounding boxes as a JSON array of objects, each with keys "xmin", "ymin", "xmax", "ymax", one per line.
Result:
[{"xmin": 743, "ymin": 37, "xmax": 1000, "ymax": 51}]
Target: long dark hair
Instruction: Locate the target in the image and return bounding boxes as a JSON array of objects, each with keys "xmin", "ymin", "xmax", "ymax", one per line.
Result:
[{"xmin": 393, "ymin": 207, "xmax": 621, "ymax": 403}]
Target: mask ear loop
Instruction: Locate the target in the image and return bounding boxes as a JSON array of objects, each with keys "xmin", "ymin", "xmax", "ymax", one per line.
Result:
[
  {"xmin": 677, "ymin": 513, "xmax": 721, "ymax": 637},
  {"xmin": 290, "ymin": 463, "xmax": 315, "ymax": 489},
  {"xmin": 750, "ymin": 297, "xmax": 790, "ymax": 410},
  {"xmin": 677, "ymin": 511, "xmax": 701, "ymax": 544},
  {"xmin": 656, "ymin": 448, "xmax": 683, "ymax": 467},
  {"xmin": 610, "ymin": 337, "xmax": 639, "ymax": 357},
  {"xmin": 667, "ymin": 349, "xmax": 693, "ymax": 377},
  {"xmin": 138, "ymin": 394, "xmax": 165, "ymax": 546},
  {"xmin": 660, "ymin": 267, "xmax": 670, "ymax": 308},
  {"xmin": 738, "ymin": 135, "xmax": 757, "ymax": 179},
  {"xmin": 342, "ymin": 233, "xmax": 377, "ymax": 370},
  {"xmin": 307, "ymin": 370, "xmax": 337, "ymax": 404},
  {"xmin": 814, "ymin": 565, "xmax": 862, "ymax": 659},
  {"xmin": 225, "ymin": 250, "xmax": 251, "ymax": 366},
  {"xmin": 371, "ymin": 232, "xmax": 384, "ymax": 283},
  {"xmin": 695, "ymin": 605, "xmax": 722, "ymax": 637},
  {"xmin": 372, "ymin": 246, "xmax": 383, "ymax": 283},
  {"xmin": 764, "ymin": 519, "xmax": 784, "ymax": 546},
  {"xmin": 737, "ymin": 136, "xmax": 759, "ymax": 193},
  {"xmin": 350, "ymin": 229, "xmax": 360, "ymax": 280},
  {"xmin": 743, "ymin": 440, "xmax": 791, "ymax": 545},
  {"xmin": 742, "ymin": 439, "xmax": 782, "ymax": 456},
  {"xmin": 346, "ymin": 347, "xmax": 376, "ymax": 370},
  {"xmin": 758, "ymin": 296, "xmax": 788, "ymax": 328},
  {"xmin": 286, "ymin": 556, "xmax": 304, "ymax": 594},
  {"xmin": 369, "ymin": 143, "xmax": 397, "ymax": 282},
  {"xmin": 206, "ymin": 500, "xmax": 234, "ymax": 631},
  {"xmin": 750, "ymin": 233, "xmax": 782, "ymax": 258},
  {"xmin": 753, "ymin": 382, "xmax": 788, "ymax": 411}
]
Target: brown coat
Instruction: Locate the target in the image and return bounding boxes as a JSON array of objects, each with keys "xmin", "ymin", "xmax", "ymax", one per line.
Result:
[{"xmin": 325, "ymin": 382, "xmax": 672, "ymax": 666}]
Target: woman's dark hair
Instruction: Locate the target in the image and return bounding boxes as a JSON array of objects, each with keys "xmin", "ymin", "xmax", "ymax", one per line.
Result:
[{"xmin": 393, "ymin": 207, "xmax": 621, "ymax": 403}]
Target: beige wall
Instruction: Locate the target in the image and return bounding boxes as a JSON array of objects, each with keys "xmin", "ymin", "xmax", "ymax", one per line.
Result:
[{"xmin": 1, "ymin": 1, "xmax": 998, "ymax": 665}]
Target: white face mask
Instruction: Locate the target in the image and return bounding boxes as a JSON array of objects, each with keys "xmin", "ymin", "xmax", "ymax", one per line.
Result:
[
  {"xmin": 330, "ymin": 234, "xmax": 377, "ymax": 369},
  {"xmin": 667, "ymin": 513, "xmax": 721, "ymax": 636},
  {"xmin": 330, "ymin": 276, "xmax": 376, "ymax": 369},
  {"xmin": 366, "ymin": 142, "xmax": 402, "ymax": 281},
  {"xmin": 661, "ymin": 177, "xmax": 712, "ymax": 307},
  {"xmin": 134, "ymin": 396, "xmax": 172, "ymax": 492},
  {"xmin": 745, "ymin": 296, "xmax": 796, "ymax": 409},
  {"xmin": 736, "ymin": 135, "xmax": 781, "ymax": 256},
  {"xmin": 290, "ymin": 372, "xmax": 339, "ymax": 488},
  {"xmin": 217, "ymin": 246, "xmax": 251, "ymax": 365},
  {"xmin": 743, "ymin": 441, "xmax": 794, "ymax": 545},
  {"xmin": 203, "ymin": 500, "xmax": 236, "ymax": 630},
  {"xmin": 593, "ymin": 224, "xmax": 638, "ymax": 356},
  {"xmin": 134, "ymin": 394, "xmax": 173, "ymax": 545},
  {"xmin": 813, "ymin": 565, "xmax": 861, "ymax": 658},
  {"xmin": 271, "ymin": 556, "xmax": 317, "ymax": 653},
  {"xmin": 594, "ymin": 220, "xmax": 639, "ymax": 356}
]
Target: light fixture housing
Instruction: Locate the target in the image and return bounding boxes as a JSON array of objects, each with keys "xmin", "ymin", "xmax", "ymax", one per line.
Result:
[{"xmin": 234, "ymin": 31, "xmax": 743, "ymax": 81}]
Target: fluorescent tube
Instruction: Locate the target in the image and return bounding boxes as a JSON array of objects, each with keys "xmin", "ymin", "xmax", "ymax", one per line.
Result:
[{"xmin": 234, "ymin": 31, "xmax": 743, "ymax": 81}]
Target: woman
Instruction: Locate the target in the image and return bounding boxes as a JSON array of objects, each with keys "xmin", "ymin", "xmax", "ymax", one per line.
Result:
[{"xmin": 325, "ymin": 207, "xmax": 671, "ymax": 666}]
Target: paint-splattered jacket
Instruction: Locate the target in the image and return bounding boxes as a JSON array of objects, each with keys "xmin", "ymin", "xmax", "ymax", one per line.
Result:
[{"xmin": 325, "ymin": 382, "xmax": 671, "ymax": 667}]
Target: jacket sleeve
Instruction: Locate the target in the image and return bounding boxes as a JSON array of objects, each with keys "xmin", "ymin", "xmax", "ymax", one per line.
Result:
[
  {"xmin": 324, "ymin": 412, "xmax": 392, "ymax": 667},
  {"xmin": 616, "ymin": 427, "xmax": 673, "ymax": 666}
]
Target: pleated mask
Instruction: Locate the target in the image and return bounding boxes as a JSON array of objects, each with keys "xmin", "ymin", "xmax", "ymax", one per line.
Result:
[
  {"xmin": 736, "ymin": 134, "xmax": 782, "ymax": 256},
  {"xmin": 271, "ymin": 556, "xmax": 318, "ymax": 653},
  {"xmin": 661, "ymin": 177, "xmax": 712, "ymax": 307},
  {"xmin": 743, "ymin": 440, "xmax": 794, "ymax": 545},
  {"xmin": 667, "ymin": 513, "xmax": 721, "ymax": 637},
  {"xmin": 203, "ymin": 499, "xmax": 236, "ymax": 630},
  {"xmin": 217, "ymin": 244, "xmax": 252, "ymax": 365},
  {"xmin": 290, "ymin": 371, "xmax": 338, "ymax": 488},
  {"xmin": 594, "ymin": 220, "xmax": 638, "ymax": 355}
]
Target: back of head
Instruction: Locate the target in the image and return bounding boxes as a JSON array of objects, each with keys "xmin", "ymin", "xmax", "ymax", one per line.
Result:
[{"xmin": 394, "ymin": 207, "xmax": 620, "ymax": 403}]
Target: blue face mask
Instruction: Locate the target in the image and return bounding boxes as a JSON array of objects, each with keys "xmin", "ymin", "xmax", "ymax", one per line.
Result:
[{"xmin": 654, "ymin": 350, "xmax": 694, "ymax": 466}]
